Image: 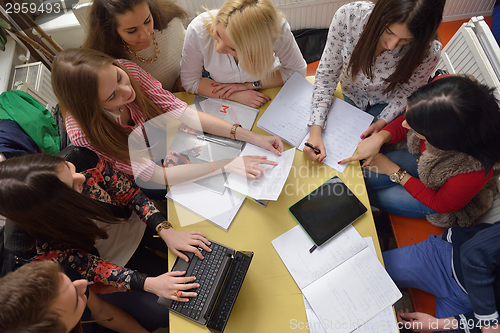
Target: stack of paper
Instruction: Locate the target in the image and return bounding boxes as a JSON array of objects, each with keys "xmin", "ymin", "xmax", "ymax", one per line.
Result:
[
  {"xmin": 272, "ymin": 225, "xmax": 401, "ymax": 333},
  {"xmin": 257, "ymin": 72, "xmax": 373, "ymax": 173},
  {"xmin": 166, "ymin": 182, "xmax": 245, "ymax": 231}
]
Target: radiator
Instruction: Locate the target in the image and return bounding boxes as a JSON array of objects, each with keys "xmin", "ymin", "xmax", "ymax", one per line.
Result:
[
  {"xmin": 435, "ymin": 16, "xmax": 500, "ymax": 95},
  {"xmin": 178, "ymin": 0, "xmax": 496, "ymax": 30}
]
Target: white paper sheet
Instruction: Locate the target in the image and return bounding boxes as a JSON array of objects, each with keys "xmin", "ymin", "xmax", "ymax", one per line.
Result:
[
  {"xmin": 166, "ymin": 182, "xmax": 245, "ymax": 231},
  {"xmin": 297, "ymin": 98, "xmax": 373, "ymax": 173},
  {"xmin": 272, "ymin": 225, "xmax": 366, "ymax": 289},
  {"xmin": 224, "ymin": 144, "xmax": 296, "ymax": 201},
  {"xmin": 302, "ymin": 247, "xmax": 401, "ymax": 333},
  {"xmin": 301, "ymin": 237, "xmax": 399, "ymax": 333},
  {"xmin": 273, "ymin": 225, "xmax": 401, "ymax": 333},
  {"xmin": 257, "ymin": 72, "xmax": 373, "ymax": 173},
  {"xmin": 303, "ymin": 296, "xmax": 399, "ymax": 333},
  {"xmin": 257, "ymin": 73, "xmax": 313, "ymax": 147}
]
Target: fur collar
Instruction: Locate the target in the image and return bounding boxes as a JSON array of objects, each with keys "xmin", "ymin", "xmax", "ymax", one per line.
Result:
[{"xmin": 406, "ymin": 131, "xmax": 500, "ymax": 228}]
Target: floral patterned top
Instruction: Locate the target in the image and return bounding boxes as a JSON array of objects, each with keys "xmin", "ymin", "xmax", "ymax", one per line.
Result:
[
  {"xmin": 308, "ymin": 1, "xmax": 442, "ymax": 128},
  {"xmin": 34, "ymin": 243, "xmax": 137, "ymax": 290},
  {"xmin": 81, "ymin": 156, "xmax": 164, "ymax": 230}
]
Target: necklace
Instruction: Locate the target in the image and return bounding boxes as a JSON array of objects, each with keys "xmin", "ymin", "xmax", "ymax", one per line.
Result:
[{"xmin": 125, "ymin": 32, "xmax": 160, "ymax": 63}]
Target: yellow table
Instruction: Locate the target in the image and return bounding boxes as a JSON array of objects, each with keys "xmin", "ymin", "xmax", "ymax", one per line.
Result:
[{"xmin": 169, "ymin": 82, "xmax": 382, "ymax": 333}]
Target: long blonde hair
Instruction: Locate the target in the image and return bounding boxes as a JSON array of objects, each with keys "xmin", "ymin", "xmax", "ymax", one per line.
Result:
[
  {"xmin": 51, "ymin": 48, "xmax": 163, "ymax": 163},
  {"xmin": 206, "ymin": 0, "xmax": 283, "ymax": 80}
]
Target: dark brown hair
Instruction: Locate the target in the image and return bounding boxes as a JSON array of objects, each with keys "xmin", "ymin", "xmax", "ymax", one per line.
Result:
[
  {"xmin": 0, "ymin": 261, "xmax": 66, "ymax": 333},
  {"xmin": 348, "ymin": 0, "xmax": 445, "ymax": 94},
  {"xmin": 0, "ymin": 154, "xmax": 122, "ymax": 251},
  {"xmin": 51, "ymin": 48, "xmax": 163, "ymax": 163},
  {"xmin": 406, "ymin": 76, "xmax": 500, "ymax": 175},
  {"xmin": 83, "ymin": 0, "xmax": 186, "ymax": 59}
]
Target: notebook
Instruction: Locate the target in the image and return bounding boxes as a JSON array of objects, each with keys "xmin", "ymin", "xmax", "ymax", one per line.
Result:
[
  {"xmin": 289, "ymin": 176, "xmax": 367, "ymax": 247},
  {"xmin": 157, "ymin": 240, "xmax": 253, "ymax": 333},
  {"xmin": 257, "ymin": 72, "xmax": 374, "ymax": 173}
]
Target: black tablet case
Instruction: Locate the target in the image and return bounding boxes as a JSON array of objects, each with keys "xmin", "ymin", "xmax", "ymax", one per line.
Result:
[{"xmin": 288, "ymin": 176, "xmax": 367, "ymax": 247}]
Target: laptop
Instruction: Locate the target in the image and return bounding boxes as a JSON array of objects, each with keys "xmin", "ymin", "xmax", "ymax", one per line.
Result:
[{"xmin": 157, "ymin": 240, "xmax": 253, "ymax": 333}]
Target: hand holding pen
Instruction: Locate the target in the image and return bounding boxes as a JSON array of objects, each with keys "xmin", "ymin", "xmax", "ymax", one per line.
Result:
[{"xmin": 303, "ymin": 127, "xmax": 327, "ymax": 162}]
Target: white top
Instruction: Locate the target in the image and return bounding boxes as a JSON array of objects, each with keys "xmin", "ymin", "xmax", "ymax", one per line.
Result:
[
  {"xmin": 129, "ymin": 18, "xmax": 185, "ymax": 92},
  {"xmin": 309, "ymin": 1, "xmax": 442, "ymax": 128},
  {"xmin": 180, "ymin": 10, "xmax": 307, "ymax": 94}
]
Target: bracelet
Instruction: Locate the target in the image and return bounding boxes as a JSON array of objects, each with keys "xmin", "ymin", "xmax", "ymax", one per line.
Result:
[
  {"xmin": 155, "ymin": 221, "xmax": 172, "ymax": 236},
  {"xmin": 210, "ymin": 161, "xmax": 215, "ymax": 172},
  {"xmin": 399, "ymin": 170, "xmax": 407, "ymax": 183},
  {"xmin": 230, "ymin": 123, "xmax": 242, "ymax": 140}
]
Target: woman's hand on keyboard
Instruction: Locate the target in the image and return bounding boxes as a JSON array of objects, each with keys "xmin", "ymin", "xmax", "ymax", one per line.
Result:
[
  {"xmin": 144, "ymin": 271, "xmax": 200, "ymax": 302},
  {"xmin": 159, "ymin": 228, "xmax": 212, "ymax": 262}
]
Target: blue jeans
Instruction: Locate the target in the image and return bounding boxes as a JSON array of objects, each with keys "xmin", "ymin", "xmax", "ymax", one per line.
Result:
[
  {"xmin": 383, "ymin": 235, "xmax": 472, "ymax": 333},
  {"xmin": 343, "ymin": 94, "xmax": 387, "ymax": 120},
  {"xmin": 364, "ymin": 148, "xmax": 437, "ymax": 218}
]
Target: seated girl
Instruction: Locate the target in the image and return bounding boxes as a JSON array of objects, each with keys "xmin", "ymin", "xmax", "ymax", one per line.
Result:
[
  {"xmin": 83, "ymin": 0, "xmax": 187, "ymax": 92},
  {"xmin": 0, "ymin": 261, "xmax": 149, "ymax": 333},
  {"xmin": 0, "ymin": 154, "xmax": 209, "ymax": 331},
  {"xmin": 304, "ymin": 0, "xmax": 445, "ymax": 162},
  {"xmin": 52, "ymin": 48, "xmax": 283, "ymax": 198},
  {"xmin": 180, "ymin": 0, "xmax": 307, "ymax": 108},
  {"xmin": 340, "ymin": 76, "xmax": 500, "ymax": 228}
]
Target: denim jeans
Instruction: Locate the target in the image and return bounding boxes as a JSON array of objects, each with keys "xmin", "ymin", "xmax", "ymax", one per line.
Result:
[
  {"xmin": 343, "ymin": 94, "xmax": 387, "ymax": 120},
  {"xmin": 383, "ymin": 235, "xmax": 472, "ymax": 333},
  {"xmin": 364, "ymin": 148, "xmax": 437, "ymax": 218}
]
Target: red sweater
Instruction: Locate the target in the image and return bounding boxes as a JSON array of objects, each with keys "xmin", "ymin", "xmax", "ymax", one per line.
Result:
[{"xmin": 382, "ymin": 116, "xmax": 494, "ymax": 213}]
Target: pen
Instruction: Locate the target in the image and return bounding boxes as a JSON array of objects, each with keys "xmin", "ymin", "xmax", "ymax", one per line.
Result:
[
  {"xmin": 304, "ymin": 142, "xmax": 321, "ymax": 155},
  {"xmin": 309, "ymin": 245, "xmax": 317, "ymax": 253},
  {"xmin": 197, "ymin": 135, "xmax": 228, "ymax": 147}
]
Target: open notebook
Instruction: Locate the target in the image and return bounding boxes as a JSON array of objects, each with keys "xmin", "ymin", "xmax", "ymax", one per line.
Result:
[
  {"xmin": 272, "ymin": 225, "xmax": 401, "ymax": 333},
  {"xmin": 257, "ymin": 72, "xmax": 373, "ymax": 173}
]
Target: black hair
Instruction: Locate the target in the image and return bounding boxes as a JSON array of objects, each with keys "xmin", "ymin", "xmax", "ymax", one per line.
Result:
[{"xmin": 406, "ymin": 76, "xmax": 500, "ymax": 175}]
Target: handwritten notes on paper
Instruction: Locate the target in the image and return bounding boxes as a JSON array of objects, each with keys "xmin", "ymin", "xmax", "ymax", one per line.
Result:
[
  {"xmin": 257, "ymin": 72, "xmax": 373, "ymax": 173},
  {"xmin": 272, "ymin": 225, "xmax": 401, "ymax": 333},
  {"xmin": 257, "ymin": 73, "xmax": 313, "ymax": 147},
  {"xmin": 224, "ymin": 144, "xmax": 295, "ymax": 201},
  {"xmin": 297, "ymin": 98, "xmax": 374, "ymax": 173}
]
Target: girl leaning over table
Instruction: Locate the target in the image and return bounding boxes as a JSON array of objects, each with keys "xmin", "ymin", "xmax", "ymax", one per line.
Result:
[
  {"xmin": 180, "ymin": 0, "xmax": 307, "ymax": 108},
  {"xmin": 304, "ymin": 0, "xmax": 445, "ymax": 162},
  {"xmin": 83, "ymin": 0, "xmax": 187, "ymax": 92},
  {"xmin": 340, "ymin": 75, "xmax": 500, "ymax": 228},
  {"xmin": 52, "ymin": 48, "xmax": 283, "ymax": 199}
]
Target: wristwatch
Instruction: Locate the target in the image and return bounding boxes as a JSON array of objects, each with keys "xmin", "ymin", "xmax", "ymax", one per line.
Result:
[
  {"xmin": 230, "ymin": 123, "xmax": 242, "ymax": 140},
  {"xmin": 155, "ymin": 221, "xmax": 172, "ymax": 236},
  {"xmin": 252, "ymin": 80, "xmax": 262, "ymax": 90},
  {"xmin": 389, "ymin": 168, "xmax": 407, "ymax": 183}
]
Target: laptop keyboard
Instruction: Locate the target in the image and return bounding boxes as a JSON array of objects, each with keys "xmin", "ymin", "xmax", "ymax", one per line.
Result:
[
  {"xmin": 170, "ymin": 243, "xmax": 226, "ymax": 320},
  {"xmin": 211, "ymin": 252, "xmax": 252, "ymax": 330}
]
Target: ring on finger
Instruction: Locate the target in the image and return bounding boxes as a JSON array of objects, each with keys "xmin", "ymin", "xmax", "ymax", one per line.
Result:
[{"xmin": 173, "ymin": 290, "xmax": 182, "ymax": 297}]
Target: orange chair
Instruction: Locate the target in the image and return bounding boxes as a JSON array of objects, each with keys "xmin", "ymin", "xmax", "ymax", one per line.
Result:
[{"xmin": 388, "ymin": 214, "xmax": 445, "ymax": 333}]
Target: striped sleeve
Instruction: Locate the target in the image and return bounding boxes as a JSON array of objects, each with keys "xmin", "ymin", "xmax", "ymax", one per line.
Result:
[
  {"xmin": 116, "ymin": 58, "xmax": 187, "ymax": 120},
  {"xmin": 65, "ymin": 114, "xmax": 153, "ymax": 179}
]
